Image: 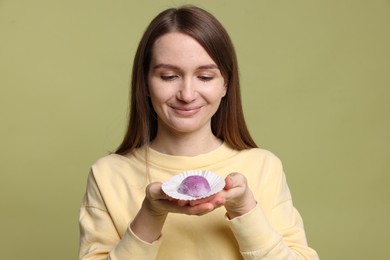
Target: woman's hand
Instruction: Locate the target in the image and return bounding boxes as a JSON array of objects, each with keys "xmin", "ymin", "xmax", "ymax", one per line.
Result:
[
  {"xmin": 131, "ymin": 173, "xmax": 255, "ymax": 242},
  {"xmin": 144, "ymin": 182, "xmax": 224, "ymax": 216},
  {"xmin": 222, "ymin": 172, "xmax": 257, "ymax": 219},
  {"xmin": 189, "ymin": 172, "xmax": 257, "ymax": 219}
]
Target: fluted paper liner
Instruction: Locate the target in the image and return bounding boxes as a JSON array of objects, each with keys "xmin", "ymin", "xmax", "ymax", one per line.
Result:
[{"xmin": 162, "ymin": 170, "xmax": 225, "ymax": 200}]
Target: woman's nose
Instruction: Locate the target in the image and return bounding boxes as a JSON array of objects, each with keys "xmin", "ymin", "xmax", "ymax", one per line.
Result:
[{"xmin": 177, "ymin": 79, "xmax": 197, "ymax": 103}]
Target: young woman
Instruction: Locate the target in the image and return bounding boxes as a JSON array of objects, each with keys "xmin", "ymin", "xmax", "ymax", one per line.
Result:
[{"xmin": 79, "ymin": 6, "xmax": 319, "ymax": 260}]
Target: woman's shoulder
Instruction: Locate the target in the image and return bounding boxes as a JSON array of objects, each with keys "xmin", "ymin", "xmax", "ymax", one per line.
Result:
[
  {"xmin": 88, "ymin": 153, "xmax": 145, "ymax": 185},
  {"xmin": 92, "ymin": 153, "xmax": 128, "ymax": 166},
  {"xmin": 90, "ymin": 153, "xmax": 137, "ymax": 176},
  {"xmin": 237, "ymin": 146, "xmax": 282, "ymax": 163}
]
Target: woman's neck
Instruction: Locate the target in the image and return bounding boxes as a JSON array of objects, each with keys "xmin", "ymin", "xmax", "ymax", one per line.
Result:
[{"xmin": 149, "ymin": 130, "xmax": 222, "ymax": 157}]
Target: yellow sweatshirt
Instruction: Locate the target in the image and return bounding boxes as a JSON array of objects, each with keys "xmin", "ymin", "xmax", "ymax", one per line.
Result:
[{"xmin": 79, "ymin": 143, "xmax": 319, "ymax": 259}]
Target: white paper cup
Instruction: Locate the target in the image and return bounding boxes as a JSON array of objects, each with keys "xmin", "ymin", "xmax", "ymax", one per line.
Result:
[{"xmin": 162, "ymin": 170, "xmax": 225, "ymax": 200}]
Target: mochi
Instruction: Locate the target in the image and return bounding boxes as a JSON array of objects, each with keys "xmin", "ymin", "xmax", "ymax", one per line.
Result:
[{"xmin": 177, "ymin": 175, "xmax": 211, "ymax": 197}]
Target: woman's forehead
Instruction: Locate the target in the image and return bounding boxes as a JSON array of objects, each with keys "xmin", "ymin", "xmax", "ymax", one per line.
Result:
[{"xmin": 150, "ymin": 32, "xmax": 217, "ymax": 69}]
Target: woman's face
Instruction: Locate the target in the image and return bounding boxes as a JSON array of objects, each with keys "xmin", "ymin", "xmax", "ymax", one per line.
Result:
[{"xmin": 147, "ymin": 32, "xmax": 226, "ymax": 137}]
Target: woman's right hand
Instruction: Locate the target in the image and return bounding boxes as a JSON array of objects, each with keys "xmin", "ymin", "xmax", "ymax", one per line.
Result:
[{"xmin": 130, "ymin": 182, "xmax": 223, "ymax": 243}]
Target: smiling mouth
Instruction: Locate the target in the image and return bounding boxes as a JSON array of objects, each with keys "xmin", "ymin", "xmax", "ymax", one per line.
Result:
[
  {"xmin": 171, "ymin": 105, "xmax": 202, "ymax": 116},
  {"xmin": 174, "ymin": 106, "xmax": 200, "ymax": 111}
]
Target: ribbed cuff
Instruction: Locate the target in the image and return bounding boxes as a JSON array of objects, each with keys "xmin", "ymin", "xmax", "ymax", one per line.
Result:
[
  {"xmin": 227, "ymin": 204, "xmax": 281, "ymax": 253},
  {"xmin": 109, "ymin": 224, "xmax": 162, "ymax": 259}
]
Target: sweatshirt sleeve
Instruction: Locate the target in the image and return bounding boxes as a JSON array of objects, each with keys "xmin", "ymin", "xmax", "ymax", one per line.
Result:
[
  {"xmin": 227, "ymin": 154, "xmax": 319, "ymax": 260},
  {"xmin": 79, "ymin": 171, "xmax": 162, "ymax": 260}
]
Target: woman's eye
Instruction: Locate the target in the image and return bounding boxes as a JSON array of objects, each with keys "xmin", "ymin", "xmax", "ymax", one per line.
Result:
[
  {"xmin": 160, "ymin": 75, "xmax": 178, "ymax": 81},
  {"xmin": 198, "ymin": 76, "xmax": 213, "ymax": 82}
]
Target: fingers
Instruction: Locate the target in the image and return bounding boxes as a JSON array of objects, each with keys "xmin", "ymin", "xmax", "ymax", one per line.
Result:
[
  {"xmin": 188, "ymin": 172, "xmax": 248, "ymax": 209},
  {"xmin": 181, "ymin": 202, "xmax": 215, "ymax": 216},
  {"xmin": 158, "ymin": 198, "xmax": 217, "ymax": 216},
  {"xmin": 224, "ymin": 175, "xmax": 233, "ymax": 190},
  {"xmin": 188, "ymin": 194, "xmax": 225, "ymax": 207},
  {"xmin": 145, "ymin": 173, "xmax": 250, "ymax": 217},
  {"xmin": 188, "ymin": 194, "xmax": 216, "ymax": 206},
  {"xmin": 145, "ymin": 182, "xmax": 223, "ymax": 216},
  {"xmin": 224, "ymin": 172, "xmax": 246, "ymax": 191},
  {"xmin": 146, "ymin": 182, "xmax": 168, "ymax": 200}
]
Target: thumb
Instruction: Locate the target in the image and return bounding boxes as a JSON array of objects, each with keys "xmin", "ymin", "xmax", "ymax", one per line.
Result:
[
  {"xmin": 224, "ymin": 172, "xmax": 240, "ymax": 190},
  {"xmin": 146, "ymin": 182, "xmax": 166, "ymax": 200}
]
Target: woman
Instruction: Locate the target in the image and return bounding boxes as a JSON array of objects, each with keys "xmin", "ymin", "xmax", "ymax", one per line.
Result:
[{"xmin": 79, "ymin": 6, "xmax": 319, "ymax": 260}]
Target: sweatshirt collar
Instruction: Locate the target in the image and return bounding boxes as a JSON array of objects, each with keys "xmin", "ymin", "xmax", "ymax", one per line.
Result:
[{"xmin": 132, "ymin": 142, "xmax": 237, "ymax": 171}]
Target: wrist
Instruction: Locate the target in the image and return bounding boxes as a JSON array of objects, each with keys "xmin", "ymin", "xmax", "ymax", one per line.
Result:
[
  {"xmin": 130, "ymin": 198, "xmax": 168, "ymax": 243},
  {"xmin": 226, "ymin": 203, "xmax": 256, "ymax": 219},
  {"xmin": 226, "ymin": 192, "xmax": 257, "ymax": 219}
]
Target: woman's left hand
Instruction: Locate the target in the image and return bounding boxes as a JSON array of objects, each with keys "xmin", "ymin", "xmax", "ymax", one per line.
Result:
[{"xmin": 187, "ymin": 172, "xmax": 257, "ymax": 219}]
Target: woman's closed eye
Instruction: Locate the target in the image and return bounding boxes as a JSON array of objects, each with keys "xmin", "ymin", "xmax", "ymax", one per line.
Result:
[
  {"xmin": 160, "ymin": 75, "xmax": 178, "ymax": 81},
  {"xmin": 198, "ymin": 76, "xmax": 214, "ymax": 82}
]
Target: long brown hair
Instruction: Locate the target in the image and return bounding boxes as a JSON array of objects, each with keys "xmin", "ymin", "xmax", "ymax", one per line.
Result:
[{"xmin": 115, "ymin": 6, "xmax": 257, "ymax": 155}]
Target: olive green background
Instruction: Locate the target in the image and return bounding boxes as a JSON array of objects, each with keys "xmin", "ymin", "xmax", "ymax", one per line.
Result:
[{"xmin": 1, "ymin": 0, "xmax": 389, "ymax": 259}]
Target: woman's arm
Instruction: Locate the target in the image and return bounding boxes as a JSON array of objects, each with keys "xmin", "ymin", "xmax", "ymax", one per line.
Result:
[
  {"xmin": 190, "ymin": 171, "xmax": 319, "ymax": 259},
  {"xmin": 79, "ymin": 172, "xmax": 163, "ymax": 260},
  {"xmin": 79, "ymin": 173, "xmax": 228, "ymax": 259}
]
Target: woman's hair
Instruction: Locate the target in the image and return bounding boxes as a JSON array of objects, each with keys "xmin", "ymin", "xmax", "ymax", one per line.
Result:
[{"xmin": 115, "ymin": 5, "xmax": 257, "ymax": 155}]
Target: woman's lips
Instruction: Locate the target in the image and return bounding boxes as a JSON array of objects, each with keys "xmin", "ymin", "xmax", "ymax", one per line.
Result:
[{"xmin": 171, "ymin": 105, "xmax": 202, "ymax": 116}]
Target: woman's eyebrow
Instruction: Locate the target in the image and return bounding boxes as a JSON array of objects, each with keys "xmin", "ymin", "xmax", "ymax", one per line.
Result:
[
  {"xmin": 152, "ymin": 64, "xmax": 219, "ymax": 70},
  {"xmin": 197, "ymin": 64, "xmax": 219, "ymax": 70},
  {"xmin": 153, "ymin": 64, "xmax": 179, "ymax": 70}
]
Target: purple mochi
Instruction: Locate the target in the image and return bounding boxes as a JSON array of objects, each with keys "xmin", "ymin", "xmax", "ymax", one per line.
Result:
[{"xmin": 177, "ymin": 175, "xmax": 211, "ymax": 197}]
